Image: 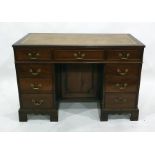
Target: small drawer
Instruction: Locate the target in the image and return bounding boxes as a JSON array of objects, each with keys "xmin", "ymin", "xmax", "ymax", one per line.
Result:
[
  {"xmin": 19, "ymin": 78, "xmax": 53, "ymax": 93},
  {"xmin": 105, "ymin": 64, "xmax": 141, "ymax": 78},
  {"xmin": 107, "ymin": 49, "xmax": 142, "ymax": 61},
  {"xmin": 21, "ymin": 94, "xmax": 54, "ymax": 108},
  {"xmin": 14, "ymin": 47, "xmax": 52, "ymax": 61},
  {"xmin": 105, "ymin": 77, "xmax": 138, "ymax": 92},
  {"xmin": 16, "ymin": 64, "xmax": 54, "ymax": 78},
  {"xmin": 53, "ymin": 49, "xmax": 104, "ymax": 61},
  {"xmin": 104, "ymin": 93, "xmax": 137, "ymax": 109}
]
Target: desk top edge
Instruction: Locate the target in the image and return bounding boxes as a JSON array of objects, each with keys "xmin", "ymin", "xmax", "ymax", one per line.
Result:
[{"xmin": 13, "ymin": 33, "xmax": 145, "ymax": 47}]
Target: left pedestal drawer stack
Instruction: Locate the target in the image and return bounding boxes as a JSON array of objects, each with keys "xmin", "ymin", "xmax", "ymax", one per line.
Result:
[{"xmin": 13, "ymin": 47, "xmax": 58, "ymax": 122}]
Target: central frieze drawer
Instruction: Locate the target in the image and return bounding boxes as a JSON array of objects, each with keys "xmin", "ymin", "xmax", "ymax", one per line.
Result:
[
  {"xmin": 19, "ymin": 78, "xmax": 53, "ymax": 93},
  {"xmin": 53, "ymin": 49, "xmax": 105, "ymax": 61}
]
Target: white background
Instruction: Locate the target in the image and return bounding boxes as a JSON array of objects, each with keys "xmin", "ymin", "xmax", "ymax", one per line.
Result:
[
  {"xmin": 0, "ymin": 22, "xmax": 155, "ymax": 132},
  {"xmin": 0, "ymin": 0, "xmax": 155, "ymax": 155}
]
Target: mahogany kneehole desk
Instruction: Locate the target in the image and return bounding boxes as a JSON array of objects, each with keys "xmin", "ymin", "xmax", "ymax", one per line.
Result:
[{"xmin": 12, "ymin": 33, "xmax": 145, "ymax": 122}]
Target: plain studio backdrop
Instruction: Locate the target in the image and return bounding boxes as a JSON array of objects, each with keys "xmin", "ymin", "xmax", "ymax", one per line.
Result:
[{"xmin": 0, "ymin": 22, "xmax": 154, "ymax": 131}]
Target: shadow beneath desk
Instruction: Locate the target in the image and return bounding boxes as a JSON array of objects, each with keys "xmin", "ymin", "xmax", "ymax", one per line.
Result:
[
  {"xmin": 59, "ymin": 101, "xmax": 98, "ymax": 109},
  {"xmin": 108, "ymin": 114, "xmax": 130, "ymax": 120},
  {"xmin": 59, "ymin": 102, "xmax": 99, "ymax": 121}
]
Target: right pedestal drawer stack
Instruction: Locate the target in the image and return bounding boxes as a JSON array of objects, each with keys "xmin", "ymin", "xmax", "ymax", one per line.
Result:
[{"xmin": 101, "ymin": 48, "xmax": 144, "ymax": 121}]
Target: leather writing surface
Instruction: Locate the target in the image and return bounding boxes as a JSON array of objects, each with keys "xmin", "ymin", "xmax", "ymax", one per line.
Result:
[{"xmin": 14, "ymin": 33, "xmax": 144, "ymax": 46}]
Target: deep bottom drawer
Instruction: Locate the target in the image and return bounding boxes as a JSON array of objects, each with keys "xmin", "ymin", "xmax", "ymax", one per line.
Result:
[
  {"xmin": 21, "ymin": 94, "xmax": 54, "ymax": 109},
  {"xmin": 104, "ymin": 93, "xmax": 137, "ymax": 109}
]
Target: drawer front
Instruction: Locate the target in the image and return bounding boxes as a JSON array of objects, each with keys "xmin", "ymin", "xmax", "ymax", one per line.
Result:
[
  {"xmin": 19, "ymin": 78, "xmax": 53, "ymax": 93},
  {"xmin": 107, "ymin": 49, "xmax": 142, "ymax": 61},
  {"xmin": 105, "ymin": 64, "xmax": 141, "ymax": 78},
  {"xmin": 104, "ymin": 93, "xmax": 137, "ymax": 109},
  {"xmin": 16, "ymin": 64, "xmax": 53, "ymax": 78},
  {"xmin": 15, "ymin": 47, "xmax": 52, "ymax": 61},
  {"xmin": 21, "ymin": 94, "xmax": 53, "ymax": 108},
  {"xmin": 105, "ymin": 77, "xmax": 138, "ymax": 92},
  {"xmin": 53, "ymin": 49, "xmax": 104, "ymax": 61}
]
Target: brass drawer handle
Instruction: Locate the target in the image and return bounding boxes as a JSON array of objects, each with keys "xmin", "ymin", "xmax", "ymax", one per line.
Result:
[
  {"xmin": 114, "ymin": 97, "xmax": 127, "ymax": 103},
  {"xmin": 118, "ymin": 52, "xmax": 130, "ymax": 60},
  {"xmin": 73, "ymin": 51, "xmax": 86, "ymax": 60},
  {"xmin": 28, "ymin": 52, "xmax": 40, "ymax": 60},
  {"xmin": 32, "ymin": 99, "xmax": 44, "ymax": 106},
  {"xmin": 30, "ymin": 83, "xmax": 42, "ymax": 90},
  {"xmin": 117, "ymin": 68, "xmax": 128, "ymax": 76},
  {"xmin": 73, "ymin": 53, "xmax": 78, "ymax": 57},
  {"xmin": 115, "ymin": 83, "xmax": 128, "ymax": 90},
  {"xmin": 29, "ymin": 68, "xmax": 41, "ymax": 76}
]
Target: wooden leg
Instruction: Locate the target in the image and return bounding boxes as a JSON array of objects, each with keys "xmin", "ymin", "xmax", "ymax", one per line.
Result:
[
  {"xmin": 19, "ymin": 111, "xmax": 27, "ymax": 122},
  {"xmin": 100, "ymin": 111, "xmax": 108, "ymax": 121},
  {"xmin": 50, "ymin": 110, "xmax": 58, "ymax": 122},
  {"xmin": 130, "ymin": 111, "xmax": 139, "ymax": 121}
]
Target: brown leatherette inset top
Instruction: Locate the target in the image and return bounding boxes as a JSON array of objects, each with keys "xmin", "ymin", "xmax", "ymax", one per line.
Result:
[{"xmin": 13, "ymin": 33, "xmax": 144, "ymax": 46}]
